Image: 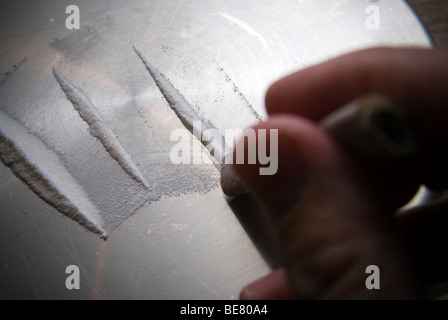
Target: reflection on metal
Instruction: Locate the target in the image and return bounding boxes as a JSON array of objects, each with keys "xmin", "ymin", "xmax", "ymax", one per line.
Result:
[{"xmin": 0, "ymin": 0, "xmax": 431, "ymax": 299}]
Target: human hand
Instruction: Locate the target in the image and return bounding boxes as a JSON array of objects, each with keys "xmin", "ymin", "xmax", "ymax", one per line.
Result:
[{"xmin": 234, "ymin": 47, "xmax": 448, "ymax": 299}]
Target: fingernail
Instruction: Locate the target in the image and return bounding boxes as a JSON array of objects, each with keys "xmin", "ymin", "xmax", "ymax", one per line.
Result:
[{"xmin": 240, "ymin": 269, "xmax": 297, "ymax": 300}]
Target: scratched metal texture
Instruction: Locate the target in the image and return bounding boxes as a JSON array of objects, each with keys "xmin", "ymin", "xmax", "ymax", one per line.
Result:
[{"xmin": 0, "ymin": 0, "xmax": 431, "ymax": 299}]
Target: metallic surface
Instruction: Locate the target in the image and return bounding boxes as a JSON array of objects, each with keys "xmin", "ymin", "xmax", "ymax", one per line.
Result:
[{"xmin": 0, "ymin": 0, "xmax": 431, "ymax": 299}]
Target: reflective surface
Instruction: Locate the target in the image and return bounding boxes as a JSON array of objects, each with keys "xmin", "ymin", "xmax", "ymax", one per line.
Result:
[{"xmin": 0, "ymin": 0, "xmax": 431, "ymax": 299}]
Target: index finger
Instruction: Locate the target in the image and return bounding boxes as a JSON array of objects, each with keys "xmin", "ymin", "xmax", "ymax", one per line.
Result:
[{"xmin": 265, "ymin": 47, "xmax": 448, "ymax": 133}]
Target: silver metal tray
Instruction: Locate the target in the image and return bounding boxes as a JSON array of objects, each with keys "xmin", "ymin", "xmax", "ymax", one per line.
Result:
[{"xmin": 0, "ymin": 0, "xmax": 431, "ymax": 299}]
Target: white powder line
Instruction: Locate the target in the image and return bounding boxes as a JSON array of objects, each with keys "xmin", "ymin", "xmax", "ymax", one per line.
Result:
[
  {"xmin": 134, "ymin": 47, "xmax": 230, "ymax": 166},
  {"xmin": 0, "ymin": 110, "xmax": 107, "ymax": 239},
  {"xmin": 53, "ymin": 69, "xmax": 150, "ymax": 189}
]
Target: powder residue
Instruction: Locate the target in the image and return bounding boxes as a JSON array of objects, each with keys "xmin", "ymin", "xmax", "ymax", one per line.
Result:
[
  {"xmin": 134, "ymin": 47, "xmax": 229, "ymax": 165},
  {"xmin": 0, "ymin": 110, "xmax": 107, "ymax": 239},
  {"xmin": 0, "ymin": 57, "xmax": 27, "ymax": 87},
  {"xmin": 49, "ymin": 26, "xmax": 98, "ymax": 59},
  {"xmin": 218, "ymin": 66, "xmax": 262, "ymax": 122},
  {"xmin": 53, "ymin": 69, "xmax": 151, "ymax": 189}
]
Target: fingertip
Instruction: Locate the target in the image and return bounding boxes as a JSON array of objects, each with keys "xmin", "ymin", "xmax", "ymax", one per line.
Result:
[
  {"xmin": 240, "ymin": 269, "xmax": 297, "ymax": 300},
  {"xmin": 265, "ymin": 79, "xmax": 284, "ymax": 116},
  {"xmin": 232, "ymin": 115, "xmax": 343, "ymax": 218}
]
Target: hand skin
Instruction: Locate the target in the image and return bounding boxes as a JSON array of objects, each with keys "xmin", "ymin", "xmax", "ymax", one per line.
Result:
[{"xmin": 235, "ymin": 47, "xmax": 448, "ymax": 299}]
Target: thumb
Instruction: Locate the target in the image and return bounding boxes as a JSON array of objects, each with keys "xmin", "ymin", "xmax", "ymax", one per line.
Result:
[{"xmin": 234, "ymin": 115, "xmax": 420, "ymax": 299}]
